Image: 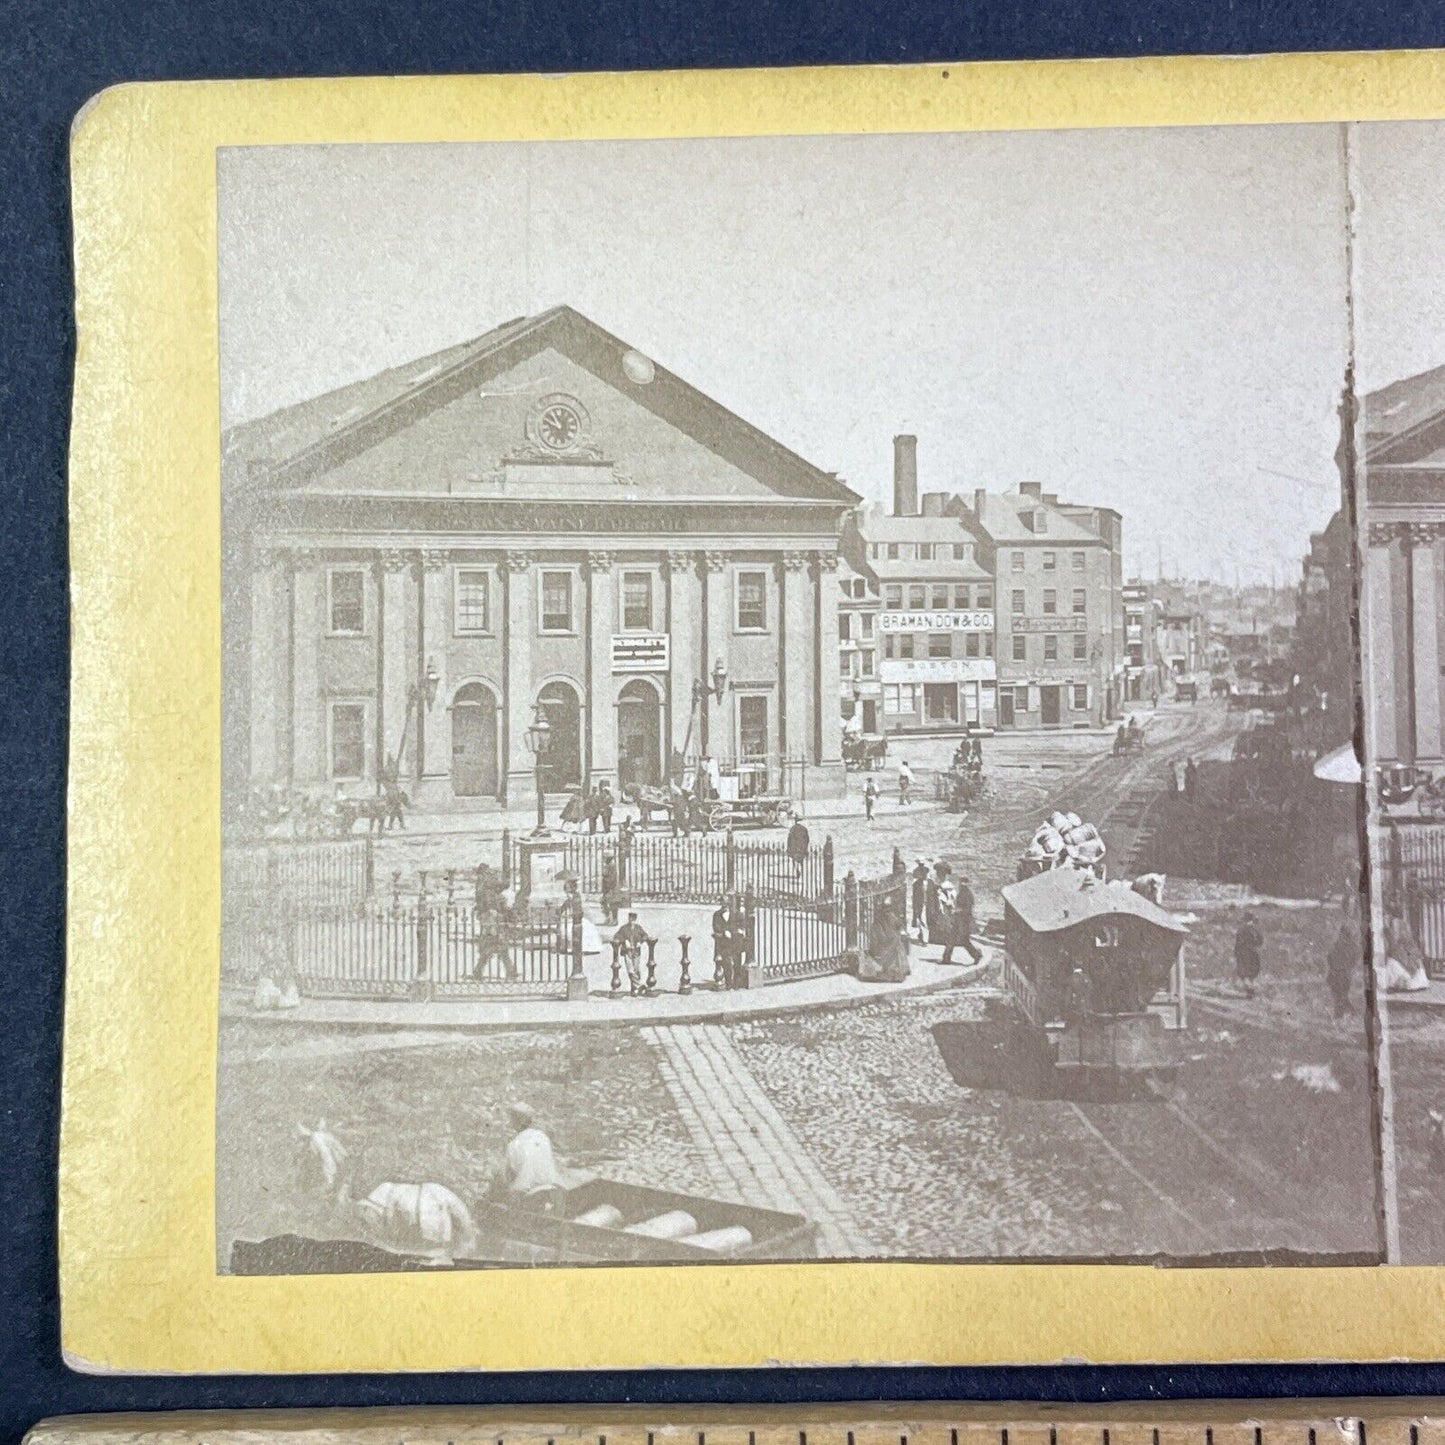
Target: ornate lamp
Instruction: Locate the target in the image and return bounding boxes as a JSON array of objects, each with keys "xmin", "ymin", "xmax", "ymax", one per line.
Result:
[
  {"xmin": 710, "ymin": 656, "xmax": 728, "ymax": 701},
  {"xmin": 423, "ymin": 658, "xmax": 440, "ymax": 710},
  {"xmin": 524, "ymin": 704, "xmax": 552, "ymax": 835}
]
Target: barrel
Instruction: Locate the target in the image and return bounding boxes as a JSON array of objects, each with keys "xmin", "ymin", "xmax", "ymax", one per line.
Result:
[
  {"xmin": 677, "ymin": 1226, "xmax": 754, "ymax": 1253},
  {"xmin": 572, "ymin": 1204, "xmax": 624, "ymax": 1229},
  {"xmin": 624, "ymin": 1210, "xmax": 699, "ymax": 1239}
]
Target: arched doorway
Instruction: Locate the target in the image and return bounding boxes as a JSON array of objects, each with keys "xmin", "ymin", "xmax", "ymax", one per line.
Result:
[
  {"xmin": 536, "ymin": 680, "xmax": 582, "ymax": 794},
  {"xmin": 450, "ymin": 682, "xmax": 500, "ymax": 798},
  {"xmin": 616, "ymin": 679, "xmax": 663, "ymax": 789}
]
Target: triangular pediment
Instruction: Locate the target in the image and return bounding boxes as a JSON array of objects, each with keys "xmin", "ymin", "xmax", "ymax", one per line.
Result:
[{"xmin": 228, "ymin": 307, "xmax": 858, "ymax": 508}]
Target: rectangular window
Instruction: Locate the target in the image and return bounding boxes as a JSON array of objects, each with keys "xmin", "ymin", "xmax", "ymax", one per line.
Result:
[
  {"xmin": 1034, "ymin": 510, "xmax": 1048, "ymax": 533},
  {"xmin": 621, "ymin": 571, "xmax": 654, "ymax": 631},
  {"xmin": 859, "ymin": 649, "xmax": 875, "ymax": 678},
  {"xmin": 1011, "ymin": 589, "xmax": 1025, "ymax": 615},
  {"xmin": 736, "ymin": 570, "xmax": 768, "ymax": 631},
  {"xmin": 540, "ymin": 570, "xmax": 574, "ymax": 632},
  {"xmin": 838, "ymin": 613, "xmax": 852, "ymax": 643},
  {"xmin": 1043, "ymin": 551, "xmax": 1056, "ymax": 571},
  {"xmin": 1043, "ymin": 589, "xmax": 1057, "ymax": 615},
  {"xmin": 953, "ymin": 543, "xmax": 970, "ymax": 561},
  {"xmin": 860, "ymin": 613, "xmax": 874, "ymax": 639},
  {"xmin": 328, "ymin": 569, "xmax": 365, "ymax": 635},
  {"xmin": 1072, "ymin": 551, "xmax": 1086, "ymax": 571},
  {"xmin": 1072, "ymin": 588, "xmax": 1087, "ymax": 615},
  {"xmin": 965, "ymin": 632, "xmax": 980, "ymax": 658},
  {"xmin": 883, "ymin": 635, "xmax": 896, "ymax": 659},
  {"xmin": 738, "ymin": 694, "xmax": 769, "ymax": 759},
  {"xmin": 984, "ymin": 633, "xmax": 994, "ymax": 658},
  {"xmin": 931, "ymin": 583, "xmax": 949, "ymax": 609},
  {"xmin": 1011, "ymin": 552, "xmax": 1024, "ymax": 571},
  {"xmin": 1073, "ymin": 632, "xmax": 1088, "ymax": 660},
  {"xmin": 928, "ymin": 633, "xmax": 952, "ymax": 659},
  {"xmin": 887, "ymin": 543, "xmax": 900, "ymax": 560},
  {"xmin": 953, "ymin": 584, "xmax": 970, "ymax": 608},
  {"xmin": 1044, "ymin": 635, "xmax": 1058, "ymax": 661},
  {"xmin": 898, "ymin": 634, "xmax": 915, "ymax": 659},
  {"xmin": 329, "ymin": 702, "xmax": 366, "ymax": 781},
  {"xmin": 1073, "ymin": 684, "xmax": 1089, "ymax": 710},
  {"xmin": 917, "ymin": 543, "xmax": 933, "ymax": 561},
  {"xmin": 453, "ymin": 568, "xmax": 490, "ymax": 634},
  {"xmin": 1016, "ymin": 686, "xmax": 1031, "ymax": 710},
  {"xmin": 884, "ymin": 584, "xmax": 902, "ymax": 609},
  {"xmin": 883, "ymin": 684, "xmax": 899, "ymax": 715},
  {"xmin": 977, "ymin": 585, "xmax": 993, "ymax": 609},
  {"xmin": 908, "ymin": 584, "xmax": 927, "ymax": 608},
  {"xmin": 1012, "ymin": 634, "xmax": 1027, "ymax": 661}
]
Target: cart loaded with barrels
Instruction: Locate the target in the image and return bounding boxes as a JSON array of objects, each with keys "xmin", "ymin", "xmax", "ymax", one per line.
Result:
[{"xmin": 229, "ymin": 1177, "xmax": 818, "ymax": 1272}]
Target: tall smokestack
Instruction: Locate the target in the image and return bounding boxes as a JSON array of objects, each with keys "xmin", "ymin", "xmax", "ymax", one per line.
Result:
[{"xmin": 893, "ymin": 434, "xmax": 918, "ymax": 517}]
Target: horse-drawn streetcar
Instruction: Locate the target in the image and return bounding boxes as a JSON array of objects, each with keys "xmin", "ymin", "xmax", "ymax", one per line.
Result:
[{"xmin": 935, "ymin": 864, "xmax": 1189, "ymax": 1098}]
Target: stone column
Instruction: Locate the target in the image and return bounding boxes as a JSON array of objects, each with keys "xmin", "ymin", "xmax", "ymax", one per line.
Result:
[
  {"xmin": 814, "ymin": 550, "xmax": 843, "ymax": 766},
  {"xmin": 421, "ymin": 550, "xmax": 451, "ymax": 786},
  {"xmin": 587, "ymin": 550, "xmax": 616, "ymax": 785},
  {"xmin": 703, "ymin": 550, "xmax": 731, "ymax": 757},
  {"xmin": 290, "ymin": 549, "xmax": 323, "ymax": 784},
  {"xmin": 503, "ymin": 550, "xmax": 535, "ymax": 804},
  {"xmin": 781, "ymin": 550, "xmax": 813, "ymax": 770},
  {"xmin": 248, "ymin": 548, "xmax": 284, "ymax": 782},
  {"xmin": 379, "ymin": 549, "xmax": 415, "ymax": 781},
  {"xmin": 665, "ymin": 549, "xmax": 702, "ymax": 769},
  {"xmin": 1411, "ymin": 523, "xmax": 1445, "ymax": 762}
]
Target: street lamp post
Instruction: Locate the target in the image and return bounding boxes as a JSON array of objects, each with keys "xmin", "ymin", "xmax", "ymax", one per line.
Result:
[
  {"xmin": 524, "ymin": 703, "xmax": 553, "ymax": 837},
  {"xmin": 678, "ymin": 657, "xmax": 728, "ymax": 767}
]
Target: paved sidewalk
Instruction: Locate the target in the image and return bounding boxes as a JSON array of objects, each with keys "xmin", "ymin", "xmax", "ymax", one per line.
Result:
[
  {"xmin": 644, "ymin": 1022, "xmax": 880, "ymax": 1257},
  {"xmin": 226, "ymin": 944, "xmax": 998, "ymax": 1031}
]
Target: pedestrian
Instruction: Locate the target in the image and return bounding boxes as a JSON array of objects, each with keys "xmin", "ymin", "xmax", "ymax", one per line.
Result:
[
  {"xmin": 863, "ymin": 774, "xmax": 878, "ymax": 821},
  {"xmin": 911, "ymin": 859, "xmax": 928, "ymax": 939},
  {"xmin": 490, "ymin": 1102, "xmax": 564, "ymax": 1210},
  {"xmin": 897, "ymin": 758, "xmax": 914, "ymax": 805},
  {"xmin": 585, "ymin": 784, "xmax": 603, "ymax": 835},
  {"xmin": 891, "ymin": 847, "xmax": 906, "ymax": 879},
  {"xmin": 612, "ymin": 910, "xmax": 652, "ymax": 995},
  {"xmin": 669, "ymin": 784, "xmax": 688, "ymax": 838},
  {"xmin": 616, "ymin": 816, "xmax": 635, "ymax": 884},
  {"xmin": 1328, "ymin": 906, "xmax": 1361, "ymax": 1019},
  {"xmin": 925, "ymin": 861, "xmax": 952, "ymax": 957},
  {"xmin": 597, "ymin": 779, "xmax": 615, "ymax": 832},
  {"xmin": 711, "ymin": 894, "xmax": 741, "ymax": 990},
  {"xmin": 1233, "ymin": 910, "xmax": 1263, "ymax": 998},
  {"xmin": 786, "ymin": 816, "xmax": 810, "ymax": 879},
  {"xmin": 1184, "ymin": 757, "xmax": 1199, "ymax": 802},
  {"xmin": 952, "ymin": 873, "xmax": 984, "ymax": 965},
  {"xmin": 600, "ymin": 849, "xmax": 623, "ymax": 925}
]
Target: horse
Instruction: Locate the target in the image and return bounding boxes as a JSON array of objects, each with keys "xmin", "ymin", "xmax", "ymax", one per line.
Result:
[
  {"xmin": 622, "ymin": 782, "xmax": 671, "ymax": 829},
  {"xmin": 336, "ymin": 787, "xmax": 409, "ymax": 835},
  {"xmin": 294, "ymin": 1121, "xmax": 478, "ymax": 1264}
]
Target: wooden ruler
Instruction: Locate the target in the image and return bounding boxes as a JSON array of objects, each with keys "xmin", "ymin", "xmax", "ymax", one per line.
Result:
[{"xmin": 22, "ymin": 1405, "xmax": 1445, "ymax": 1445}]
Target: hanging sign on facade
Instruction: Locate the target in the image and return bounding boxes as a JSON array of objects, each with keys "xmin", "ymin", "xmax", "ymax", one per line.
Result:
[{"xmin": 612, "ymin": 634, "xmax": 670, "ymax": 672}]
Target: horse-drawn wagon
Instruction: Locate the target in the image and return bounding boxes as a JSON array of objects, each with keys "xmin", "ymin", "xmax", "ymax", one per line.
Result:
[
  {"xmin": 229, "ymin": 1176, "xmax": 817, "ymax": 1272},
  {"xmin": 842, "ymin": 732, "xmax": 888, "ymax": 772}
]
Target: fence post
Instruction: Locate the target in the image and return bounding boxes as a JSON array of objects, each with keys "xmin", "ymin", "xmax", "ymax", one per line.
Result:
[
  {"xmin": 742, "ymin": 883, "xmax": 761, "ymax": 989},
  {"xmin": 677, "ymin": 935, "xmax": 692, "ymax": 995},
  {"xmin": 566, "ymin": 894, "xmax": 588, "ymax": 1001},
  {"xmin": 844, "ymin": 870, "xmax": 859, "ymax": 951},
  {"xmin": 363, "ymin": 836, "xmax": 375, "ymax": 897},
  {"xmin": 726, "ymin": 828, "xmax": 736, "ymax": 892},
  {"xmin": 413, "ymin": 885, "xmax": 432, "ymax": 1001},
  {"xmin": 500, "ymin": 829, "xmax": 512, "ymax": 888},
  {"xmin": 823, "ymin": 836, "xmax": 835, "ymax": 895}
]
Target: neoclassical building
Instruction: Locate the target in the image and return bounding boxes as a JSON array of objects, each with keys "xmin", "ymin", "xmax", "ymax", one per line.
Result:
[
  {"xmin": 223, "ymin": 307, "xmax": 859, "ymax": 812},
  {"xmin": 1360, "ymin": 363, "xmax": 1445, "ymax": 773}
]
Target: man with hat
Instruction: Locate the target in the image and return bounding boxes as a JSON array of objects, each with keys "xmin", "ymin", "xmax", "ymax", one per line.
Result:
[
  {"xmin": 492, "ymin": 1102, "xmax": 564, "ymax": 1210},
  {"xmin": 910, "ymin": 859, "xmax": 929, "ymax": 941},
  {"xmin": 612, "ymin": 910, "xmax": 653, "ymax": 995}
]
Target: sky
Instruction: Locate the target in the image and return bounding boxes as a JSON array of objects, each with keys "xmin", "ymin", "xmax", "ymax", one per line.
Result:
[{"xmin": 218, "ymin": 123, "xmax": 1434, "ymax": 586}]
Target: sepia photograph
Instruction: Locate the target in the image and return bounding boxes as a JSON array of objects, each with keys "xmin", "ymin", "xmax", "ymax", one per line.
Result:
[{"xmin": 214, "ymin": 124, "xmax": 1384, "ymax": 1274}]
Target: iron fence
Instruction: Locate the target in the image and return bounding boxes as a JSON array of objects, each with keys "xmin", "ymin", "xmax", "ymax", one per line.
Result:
[
  {"xmin": 223, "ymin": 837, "xmax": 374, "ymax": 917},
  {"xmin": 744, "ymin": 870, "xmax": 906, "ymax": 984},
  {"xmin": 226, "ymin": 897, "xmax": 582, "ymax": 1000},
  {"xmin": 1378, "ymin": 821, "xmax": 1445, "ymax": 978},
  {"xmin": 502, "ymin": 829, "xmax": 834, "ymax": 906}
]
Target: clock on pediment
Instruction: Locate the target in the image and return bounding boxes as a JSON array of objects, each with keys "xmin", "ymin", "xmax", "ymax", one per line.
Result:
[{"xmin": 526, "ymin": 392, "xmax": 592, "ymax": 455}]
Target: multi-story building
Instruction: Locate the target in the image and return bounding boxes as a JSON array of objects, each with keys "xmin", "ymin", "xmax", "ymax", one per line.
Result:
[
  {"xmin": 1361, "ymin": 362, "xmax": 1445, "ymax": 775},
  {"xmin": 1122, "ymin": 580, "xmax": 1163, "ymax": 701},
  {"xmin": 222, "ymin": 305, "xmax": 860, "ymax": 812},
  {"xmin": 836, "ymin": 554, "xmax": 882, "ymax": 733},
  {"xmin": 955, "ymin": 482, "xmax": 1123, "ymax": 729},
  {"xmin": 845, "ymin": 436, "xmax": 997, "ymax": 734}
]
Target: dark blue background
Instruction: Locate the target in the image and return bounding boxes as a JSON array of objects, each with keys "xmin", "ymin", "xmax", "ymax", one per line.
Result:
[{"xmin": 6, "ymin": 1, "xmax": 1445, "ymax": 1438}]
